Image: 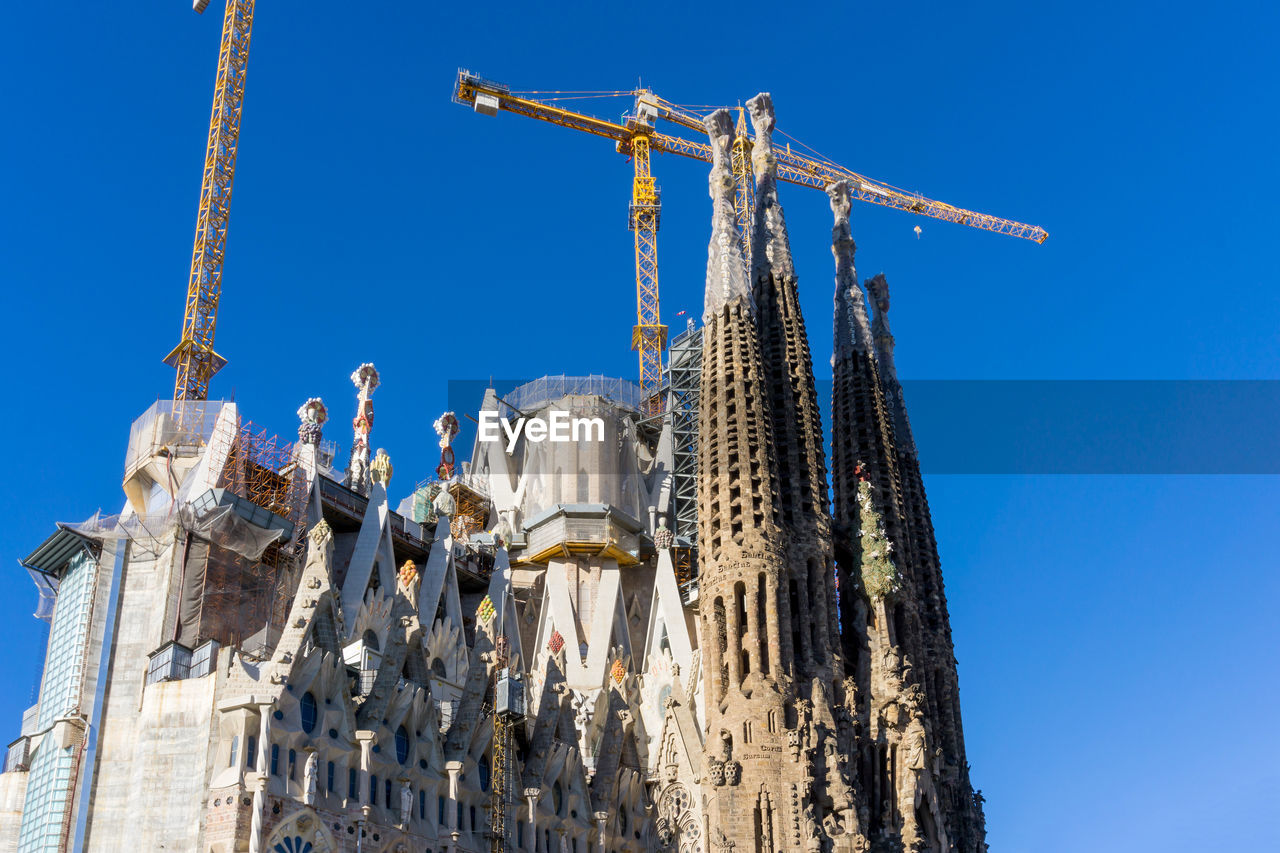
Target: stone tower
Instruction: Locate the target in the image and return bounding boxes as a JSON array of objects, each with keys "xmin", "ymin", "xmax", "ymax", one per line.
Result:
[
  {"xmin": 866, "ymin": 273, "xmax": 986, "ymax": 851},
  {"xmin": 829, "ymin": 186, "xmax": 988, "ymax": 851},
  {"xmin": 696, "ymin": 106, "xmax": 795, "ymax": 853},
  {"xmin": 697, "ymin": 104, "xmax": 864, "ymax": 853},
  {"xmin": 746, "ymin": 94, "xmax": 841, "ymax": 695}
]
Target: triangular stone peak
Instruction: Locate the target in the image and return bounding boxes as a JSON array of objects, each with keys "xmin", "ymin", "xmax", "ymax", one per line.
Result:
[
  {"xmin": 338, "ymin": 458, "xmax": 398, "ymax": 624},
  {"xmin": 642, "ymin": 548, "xmax": 694, "ymax": 675}
]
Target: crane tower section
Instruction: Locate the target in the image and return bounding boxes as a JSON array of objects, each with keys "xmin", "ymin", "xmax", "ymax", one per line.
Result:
[{"xmin": 165, "ymin": 0, "xmax": 255, "ymax": 403}]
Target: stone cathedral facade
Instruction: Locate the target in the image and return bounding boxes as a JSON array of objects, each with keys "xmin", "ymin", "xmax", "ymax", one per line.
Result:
[{"xmin": 0, "ymin": 98, "xmax": 983, "ymax": 853}]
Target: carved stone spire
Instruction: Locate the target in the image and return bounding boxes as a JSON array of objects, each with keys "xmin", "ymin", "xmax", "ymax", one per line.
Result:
[
  {"xmin": 697, "ymin": 103, "xmax": 804, "ymax": 853},
  {"xmin": 746, "ymin": 93, "xmax": 795, "ymax": 284},
  {"xmin": 346, "ymin": 362, "xmax": 380, "ymax": 496},
  {"xmin": 297, "ymin": 397, "xmax": 327, "ymax": 446},
  {"xmin": 827, "ymin": 182, "xmax": 874, "ymax": 359},
  {"xmin": 702, "ymin": 109, "xmax": 752, "ymax": 321},
  {"xmin": 745, "ymin": 92, "xmax": 838, "ymax": 690}
]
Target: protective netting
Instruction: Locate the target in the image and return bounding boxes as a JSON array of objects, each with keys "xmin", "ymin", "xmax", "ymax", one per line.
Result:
[
  {"xmin": 123, "ymin": 400, "xmax": 224, "ymax": 479},
  {"xmin": 28, "ymin": 568, "xmax": 58, "ymax": 622},
  {"xmin": 63, "ymin": 499, "xmax": 281, "ymax": 562},
  {"xmin": 63, "ymin": 497, "xmax": 289, "ymax": 651},
  {"xmin": 503, "ymin": 375, "xmax": 643, "ymax": 414}
]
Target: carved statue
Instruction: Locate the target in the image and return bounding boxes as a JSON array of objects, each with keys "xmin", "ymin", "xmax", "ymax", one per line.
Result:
[
  {"xmin": 881, "ymin": 644, "xmax": 901, "ymax": 676},
  {"xmin": 653, "ymin": 518, "xmax": 674, "ymax": 550},
  {"xmin": 400, "ymin": 780, "xmax": 413, "ymax": 826},
  {"xmin": 433, "ymin": 486, "xmax": 456, "ymax": 518},
  {"xmin": 905, "ymin": 713, "xmax": 927, "ymax": 773},
  {"xmin": 303, "ymin": 751, "xmax": 318, "ymax": 805},
  {"xmin": 842, "ymin": 676, "xmax": 859, "ymax": 709},
  {"xmin": 801, "ymin": 802, "xmax": 822, "ymax": 851}
]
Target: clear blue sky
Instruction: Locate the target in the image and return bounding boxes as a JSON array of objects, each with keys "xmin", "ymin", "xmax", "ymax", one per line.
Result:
[{"xmin": 3, "ymin": 1, "xmax": 1278, "ymax": 849}]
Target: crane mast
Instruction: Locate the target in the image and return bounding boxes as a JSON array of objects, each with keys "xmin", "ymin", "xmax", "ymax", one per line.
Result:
[
  {"xmin": 628, "ymin": 111, "xmax": 666, "ymax": 416},
  {"xmin": 164, "ymin": 0, "xmax": 255, "ymax": 403},
  {"xmin": 730, "ymin": 107, "xmax": 755, "ymax": 263}
]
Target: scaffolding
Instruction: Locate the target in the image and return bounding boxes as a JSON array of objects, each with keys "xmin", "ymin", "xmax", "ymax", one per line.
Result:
[
  {"xmin": 450, "ymin": 480, "xmax": 489, "ymax": 541},
  {"xmin": 194, "ymin": 416, "xmax": 311, "ymax": 655},
  {"xmin": 667, "ymin": 321, "xmax": 702, "ymax": 592}
]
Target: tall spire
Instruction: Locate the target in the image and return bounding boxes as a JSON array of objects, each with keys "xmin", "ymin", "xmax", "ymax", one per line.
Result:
[
  {"xmin": 828, "ymin": 181, "xmax": 875, "ymax": 359},
  {"xmin": 696, "ymin": 103, "xmax": 807, "ymax": 853},
  {"xmin": 346, "ymin": 362, "xmax": 380, "ymax": 495},
  {"xmin": 702, "ymin": 109, "xmax": 751, "ymax": 321},
  {"xmin": 744, "ymin": 92, "xmax": 838, "ymax": 691},
  {"xmin": 746, "ymin": 93, "xmax": 795, "ymax": 283}
]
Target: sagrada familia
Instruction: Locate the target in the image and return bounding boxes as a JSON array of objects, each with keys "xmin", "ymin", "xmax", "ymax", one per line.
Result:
[{"xmin": 0, "ymin": 96, "xmax": 985, "ymax": 853}]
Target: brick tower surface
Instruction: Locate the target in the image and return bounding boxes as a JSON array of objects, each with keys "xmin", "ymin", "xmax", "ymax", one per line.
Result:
[
  {"xmin": 828, "ymin": 177, "xmax": 987, "ymax": 852},
  {"xmin": 696, "ymin": 107, "xmax": 794, "ymax": 853},
  {"xmin": 746, "ymin": 94, "xmax": 841, "ymax": 696}
]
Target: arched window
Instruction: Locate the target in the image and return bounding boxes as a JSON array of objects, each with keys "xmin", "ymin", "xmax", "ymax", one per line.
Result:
[
  {"xmin": 431, "ymin": 657, "xmax": 447, "ymax": 679},
  {"xmin": 245, "ymin": 735, "xmax": 256, "ymax": 767},
  {"xmin": 419, "ymin": 789, "xmax": 426, "ymax": 821},
  {"xmin": 395, "ymin": 726, "xmax": 410, "ymax": 765},
  {"xmin": 288, "ymin": 749, "xmax": 297, "ymax": 780},
  {"xmin": 270, "ymin": 744, "xmax": 280, "ymax": 775},
  {"xmin": 552, "ymin": 780, "xmax": 563, "ymax": 815},
  {"xmin": 363, "ymin": 629, "xmax": 380, "ymax": 651},
  {"xmin": 229, "ymin": 735, "xmax": 239, "ymax": 769},
  {"xmin": 619, "ymin": 805, "xmax": 628, "ymax": 834},
  {"xmin": 300, "ymin": 692, "xmax": 318, "ymax": 734},
  {"xmin": 386, "ymin": 778, "xmax": 393, "ymax": 808},
  {"xmin": 326, "ymin": 761, "xmax": 335, "ymax": 794},
  {"xmin": 370, "ymin": 774, "xmax": 378, "ymax": 806},
  {"xmin": 478, "ymin": 755, "xmax": 491, "ymax": 792}
]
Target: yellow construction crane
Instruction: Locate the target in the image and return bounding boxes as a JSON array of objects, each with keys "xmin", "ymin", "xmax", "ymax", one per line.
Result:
[
  {"xmin": 452, "ymin": 70, "xmax": 1047, "ymax": 412},
  {"xmin": 164, "ymin": 0, "xmax": 255, "ymax": 403}
]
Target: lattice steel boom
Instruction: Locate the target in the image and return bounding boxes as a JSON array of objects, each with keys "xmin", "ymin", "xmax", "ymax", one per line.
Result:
[
  {"xmin": 165, "ymin": 0, "xmax": 255, "ymax": 403},
  {"xmin": 452, "ymin": 70, "xmax": 1047, "ymax": 404}
]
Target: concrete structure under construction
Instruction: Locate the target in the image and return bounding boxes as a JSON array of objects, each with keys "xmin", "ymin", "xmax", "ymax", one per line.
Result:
[{"xmin": 0, "ymin": 95, "xmax": 986, "ymax": 853}]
